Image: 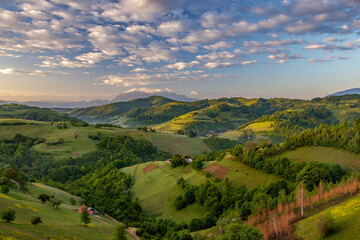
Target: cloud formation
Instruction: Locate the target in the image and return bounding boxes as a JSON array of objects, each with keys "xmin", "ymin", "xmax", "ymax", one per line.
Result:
[{"xmin": 0, "ymin": 0, "xmax": 360, "ymax": 90}]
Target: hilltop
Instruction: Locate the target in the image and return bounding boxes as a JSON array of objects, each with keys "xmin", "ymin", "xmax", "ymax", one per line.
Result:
[
  {"xmin": 112, "ymin": 90, "xmax": 198, "ymax": 102},
  {"xmin": 0, "ymin": 104, "xmax": 82, "ymax": 122},
  {"xmin": 328, "ymin": 88, "xmax": 360, "ymax": 96}
]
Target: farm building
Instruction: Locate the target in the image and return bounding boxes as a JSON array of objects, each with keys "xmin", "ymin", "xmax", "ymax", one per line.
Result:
[{"xmin": 78, "ymin": 205, "xmax": 100, "ymax": 215}]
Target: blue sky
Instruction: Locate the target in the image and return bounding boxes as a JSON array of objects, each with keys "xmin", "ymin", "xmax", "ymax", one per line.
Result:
[{"xmin": 0, "ymin": 0, "xmax": 359, "ymax": 101}]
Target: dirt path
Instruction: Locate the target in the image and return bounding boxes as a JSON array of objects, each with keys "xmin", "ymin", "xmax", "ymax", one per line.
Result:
[
  {"xmin": 0, "ymin": 224, "xmax": 48, "ymax": 240},
  {"xmin": 126, "ymin": 227, "xmax": 140, "ymax": 240},
  {"xmin": 105, "ymin": 214, "xmax": 140, "ymax": 240}
]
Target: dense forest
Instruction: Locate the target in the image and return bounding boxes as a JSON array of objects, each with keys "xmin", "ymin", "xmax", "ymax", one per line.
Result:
[{"xmin": 0, "ymin": 104, "xmax": 82, "ymax": 122}]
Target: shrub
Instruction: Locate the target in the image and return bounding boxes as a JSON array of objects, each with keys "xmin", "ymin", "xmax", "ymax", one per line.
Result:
[
  {"xmin": 38, "ymin": 193, "xmax": 50, "ymax": 204},
  {"xmin": 113, "ymin": 224, "xmax": 127, "ymax": 240},
  {"xmin": 317, "ymin": 212, "xmax": 337, "ymax": 237},
  {"xmin": 70, "ymin": 197, "xmax": 76, "ymax": 206},
  {"xmin": 31, "ymin": 216, "xmax": 42, "ymax": 225},
  {"xmin": 1, "ymin": 208, "xmax": 16, "ymax": 222},
  {"xmin": 174, "ymin": 195, "xmax": 187, "ymax": 210},
  {"xmin": 1, "ymin": 185, "xmax": 9, "ymax": 193}
]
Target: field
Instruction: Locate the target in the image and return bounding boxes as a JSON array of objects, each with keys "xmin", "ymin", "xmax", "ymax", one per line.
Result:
[
  {"xmin": 121, "ymin": 157, "xmax": 284, "ymax": 223},
  {"xmin": 295, "ymin": 193, "xmax": 360, "ymax": 240},
  {"xmin": 0, "ymin": 119, "xmax": 210, "ymax": 158},
  {"xmin": 210, "ymin": 156, "xmax": 285, "ymax": 188},
  {"xmin": 274, "ymin": 146, "xmax": 360, "ymax": 171},
  {"xmin": 0, "ymin": 183, "xmax": 128, "ymax": 240},
  {"xmin": 242, "ymin": 121, "xmax": 275, "ymax": 132},
  {"xmin": 121, "ymin": 161, "xmax": 208, "ymax": 223}
]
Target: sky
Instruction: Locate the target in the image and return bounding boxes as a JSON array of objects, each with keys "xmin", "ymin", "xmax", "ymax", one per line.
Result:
[{"xmin": 0, "ymin": 0, "xmax": 360, "ymax": 101}]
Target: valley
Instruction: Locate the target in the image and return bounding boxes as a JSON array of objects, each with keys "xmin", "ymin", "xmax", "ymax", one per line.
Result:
[{"xmin": 1, "ymin": 94, "xmax": 360, "ymax": 240}]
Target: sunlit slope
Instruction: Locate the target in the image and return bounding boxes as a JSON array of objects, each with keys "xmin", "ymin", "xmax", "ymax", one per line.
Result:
[{"xmin": 0, "ymin": 183, "xmax": 121, "ymax": 240}]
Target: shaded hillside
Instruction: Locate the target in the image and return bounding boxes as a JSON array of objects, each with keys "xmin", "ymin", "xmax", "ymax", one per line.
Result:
[
  {"xmin": 0, "ymin": 104, "xmax": 81, "ymax": 122},
  {"xmin": 328, "ymin": 88, "xmax": 360, "ymax": 96},
  {"xmin": 69, "ymin": 95, "xmax": 360, "ymax": 136},
  {"xmin": 69, "ymin": 96, "xmax": 173, "ymax": 124}
]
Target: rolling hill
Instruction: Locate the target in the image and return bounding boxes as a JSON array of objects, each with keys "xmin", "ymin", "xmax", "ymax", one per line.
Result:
[
  {"xmin": 67, "ymin": 95, "xmax": 360, "ymax": 139},
  {"xmin": 0, "ymin": 104, "xmax": 82, "ymax": 122},
  {"xmin": 0, "ymin": 119, "xmax": 210, "ymax": 158},
  {"xmin": 120, "ymin": 156, "xmax": 284, "ymax": 223},
  {"xmin": 0, "ymin": 183, "xmax": 123, "ymax": 240},
  {"xmin": 69, "ymin": 96, "xmax": 174, "ymax": 126}
]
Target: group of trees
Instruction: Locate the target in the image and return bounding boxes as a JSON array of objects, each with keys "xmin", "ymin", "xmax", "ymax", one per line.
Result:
[
  {"xmin": 136, "ymin": 126, "xmax": 156, "ymax": 132},
  {"xmin": 232, "ymin": 144, "xmax": 347, "ymax": 192},
  {"xmin": 0, "ymin": 104, "xmax": 81, "ymax": 122},
  {"xmin": 170, "ymin": 154, "xmax": 189, "ymax": 168},
  {"xmin": 37, "ymin": 193, "xmax": 62, "ymax": 208},
  {"xmin": 203, "ymin": 137, "xmax": 242, "ymax": 151},
  {"xmin": 173, "ymin": 175, "xmax": 293, "ymax": 232},
  {"xmin": 283, "ymin": 120, "xmax": 360, "ymax": 154},
  {"xmin": 67, "ymin": 164, "xmax": 142, "ymax": 222}
]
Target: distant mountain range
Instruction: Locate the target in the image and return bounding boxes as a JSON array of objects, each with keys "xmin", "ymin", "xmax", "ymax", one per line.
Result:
[
  {"xmin": 0, "ymin": 90, "xmax": 197, "ymax": 108},
  {"xmin": 112, "ymin": 90, "xmax": 197, "ymax": 102},
  {"xmin": 328, "ymin": 88, "xmax": 360, "ymax": 97}
]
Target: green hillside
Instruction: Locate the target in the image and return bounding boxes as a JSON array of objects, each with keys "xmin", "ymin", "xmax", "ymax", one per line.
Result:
[
  {"xmin": 69, "ymin": 96, "xmax": 174, "ymax": 126},
  {"xmin": 120, "ymin": 156, "xmax": 284, "ymax": 223},
  {"xmin": 0, "ymin": 104, "xmax": 81, "ymax": 122},
  {"xmin": 273, "ymin": 146, "xmax": 360, "ymax": 171},
  {"xmin": 0, "ymin": 183, "xmax": 124, "ymax": 240},
  {"xmin": 0, "ymin": 119, "xmax": 210, "ymax": 158},
  {"xmin": 295, "ymin": 193, "xmax": 360, "ymax": 240}
]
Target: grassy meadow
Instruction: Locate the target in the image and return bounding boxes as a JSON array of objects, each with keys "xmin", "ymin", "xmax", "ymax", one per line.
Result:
[
  {"xmin": 0, "ymin": 119, "xmax": 210, "ymax": 158},
  {"xmin": 295, "ymin": 193, "xmax": 360, "ymax": 240},
  {"xmin": 121, "ymin": 157, "xmax": 285, "ymax": 223},
  {"xmin": 121, "ymin": 161, "xmax": 208, "ymax": 223},
  {"xmin": 274, "ymin": 146, "xmax": 360, "ymax": 171},
  {"xmin": 212, "ymin": 155, "xmax": 284, "ymax": 188},
  {"xmin": 0, "ymin": 183, "xmax": 126, "ymax": 240}
]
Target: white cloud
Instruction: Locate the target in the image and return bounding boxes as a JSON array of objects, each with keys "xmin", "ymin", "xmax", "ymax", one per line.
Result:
[
  {"xmin": 203, "ymin": 41, "xmax": 234, "ymax": 50},
  {"xmin": 323, "ymin": 37, "xmax": 337, "ymax": 43},
  {"xmin": 203, "ymin": 62, "xmax": 234, "ymax": 69},
  {"xmin": 165, "ymin": 61, "xmax": 200, "ymax": 70},
  {"xmin": 241, "ymin": 60, "xmax": 257, "ymax": 65},
  {"xmin": 100, "ymin": 70, "xmax": 224, "ymax": 86},
  {"xmin": 39, "ymin": 54, "xmax": 108, "ymax": 68},
  {"xmin": 268, "ymin": 53, "xmax": 302, "ymax": 60},
  {"xmin": 196, "ymin": 51, "xmax": 236, "ymax": 62},
  {"xmin": 130, "ymin": 68, "xmax": 150, "ymax": 72},
  {"xmin": 0, "ymin": 68, "xmax": 46, "ymax": 76}
]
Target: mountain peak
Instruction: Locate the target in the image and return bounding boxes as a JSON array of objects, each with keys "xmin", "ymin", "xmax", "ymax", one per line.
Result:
[
  {"xmin": 112, "ymin": 90, "xmax": 198, "ymax": 102},
  {"xmin": 328, "ymin": 88, "xmax": 360, "ymax": 97}
]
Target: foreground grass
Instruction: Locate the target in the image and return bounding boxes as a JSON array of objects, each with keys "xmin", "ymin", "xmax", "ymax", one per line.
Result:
[
  {"xmin": 0, "ymin": 119, "xmax": 210, "ymax": 157},
  {"xmin": 274, "ymin": 146, "xmax": 360, "ymax": 171},
  {"xmin": 295, "ymin": 193, "xmax": 360, "ymax": 240},
  {"xmin": 0, "ymin": 183, "xmax": 122, "ymax": 240}
]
